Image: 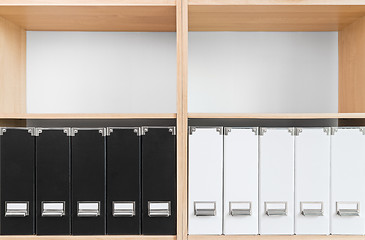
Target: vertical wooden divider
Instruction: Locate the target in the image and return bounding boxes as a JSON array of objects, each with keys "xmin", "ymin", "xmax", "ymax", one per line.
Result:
[
  {"xmin": 176, "ymin": 0, "xmax": 189, "ymax": 239},
  {"xmin": 339, "ymin": 16, "xmax": 365, "ymax": 113}
]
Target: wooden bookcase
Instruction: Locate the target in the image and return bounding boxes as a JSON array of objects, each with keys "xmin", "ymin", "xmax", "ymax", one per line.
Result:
[{"xmin": 2, "ymin": 0, "xmax": 365, "ymax": 239}]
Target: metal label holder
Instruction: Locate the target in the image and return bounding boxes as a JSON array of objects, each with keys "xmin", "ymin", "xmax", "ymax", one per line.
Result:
[
  {"xmin": 265, "ymin": 201, "xmax": 287, "ymax": 216},
  {"xmin": 336, "ymin": 202, "xmax": 360, "ymax": 216},
  {"xmin": 194, "ymin": 201, "xmax": 216, "ymax": 216},
  {"xmin": 300, "ymin": 201, "xmax": 324, "ymax": 216},
  {"xmin": 148, "ymin": 201, "xmax": 171, "ymax": 217},
  {"xmin": 112, "ymin": 201, "xmax": 135, "ymax": 217},
  {"xmin": 77, "ymin": 201, "xmax": 100, "ymax": 217},
  {"xmin": 229, "ymin": 201, "xmax": 252, "ymax": 216},
  {"xmin": 41, "ymin": 201, "xmax": 65, "ymax": 217},
  {"xmin": 5, "ymin": 201, "xmax": 29, "ymax": 217}
]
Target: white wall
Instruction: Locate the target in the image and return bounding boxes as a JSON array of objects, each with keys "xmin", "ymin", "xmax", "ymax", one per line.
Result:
[
  {"xmin": 188, "ymin": 32, "xmax": 338, "ymax": 113},
  {"xmin": 26, "ymin": 31, "xmax": 176, "ymax": 113}
]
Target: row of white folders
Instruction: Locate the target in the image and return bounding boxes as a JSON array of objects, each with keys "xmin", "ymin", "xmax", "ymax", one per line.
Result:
[{"xmin": 188, "ymin": 127, "xmax": 365, "ymax": 235}]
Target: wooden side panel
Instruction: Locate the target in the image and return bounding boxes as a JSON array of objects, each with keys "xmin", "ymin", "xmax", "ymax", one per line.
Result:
[
  {"xmin": 339, "ymin": 16, "xmax": 365, "ymax": 113},
  {"xmin": 0, "ymin": 16, "xmax": 26, "ymax": 114},
  {"xmin": 176, "ymin": 0, "xmax": 188, "ymax": 239}
]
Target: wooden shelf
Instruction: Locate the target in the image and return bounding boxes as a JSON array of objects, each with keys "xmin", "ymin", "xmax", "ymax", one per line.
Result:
[
  {"xmin": 0, "ymin": 236, "xmax": 176, "ymax": 240},
  {"xmin": 188, "ymin": 1, "xmax": 365, "ymax": 31},
  {"xmin": 0, "ymin": 113, "xmax": 177, "ymax": 119},
  {"xmin": 0, "ymin": 1, "xmax": 176, "ymax": 31},
  {"xmin": 188, "ymin": 113, "xmax": 365, "ymax": 119},
  {"xmin": 188, "ymin": 236, "xmax": 365, "ymax": 240}
]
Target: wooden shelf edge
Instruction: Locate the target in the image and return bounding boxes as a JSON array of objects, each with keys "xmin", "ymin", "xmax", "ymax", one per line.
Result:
[
  {"xmin": 188, "ymin": 113, "xmax": 365, "ymax": 119},
  {"xmin": 188, "ymin": 0, "xmax": 365, "ymax": 6},
  {"xmin": 0, "ymin": 0, "xmax": 176, "ymax": 6},
  {"xmin": 0, "ymin": 236, "xmax": 176, "ymax": 240},
  {"xmin": 0, "ymin": 113, "xmax": 177, "ymax": 119},
  {"xmin": 188, "ymin": 236, "xmax": 365, "ymax": 240}
]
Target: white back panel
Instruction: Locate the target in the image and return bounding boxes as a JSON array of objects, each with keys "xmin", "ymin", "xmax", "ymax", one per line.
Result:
[
  {"xmin": 295, "ymin": 128, "xmax": 330, "ymax": 235},
  {"xmin": 259, "ymin": 128, "xmax": 295, "ymax": 235},
  {"xmin": 188, "ymin": 32, "xmax": 338, "ymax": 113},
  {"xmin": 188, "ymin": 127, "xmax": 223, "ymax": 235},
  {"xmin": 224, "ymin": 128, "xmax": 258, "ymax": 235},
  {"xmin": 26, "ymin": 31, "xmax": 176, "ymax": 113},
  {"xmin": 331, "ymin": 128, "xmax": 365, "ymax": 235}
]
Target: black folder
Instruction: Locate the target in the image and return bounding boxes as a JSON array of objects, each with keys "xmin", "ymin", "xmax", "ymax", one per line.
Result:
[
  {"xmin": 106, "ymin": 127, "xmax": 141, "ymax": 235},
  {"xmin": 141, "ymin": 127, "xmax": 176, "ymax": 235},
  {"xmin": 71, "ymin": 128, "xmax": 105, "ymax": 235},
  {"xmin": 36, "ymin": 128, "xmax": 71, "ymax": 235},
  {"xmin": 0, "ymin": 128, "xmax": 35, "ymax": 235}
]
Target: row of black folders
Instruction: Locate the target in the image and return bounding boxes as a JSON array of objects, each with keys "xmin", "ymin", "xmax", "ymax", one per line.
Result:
[{"xmin": 0, "ymin": 127, "xmax": 176, "ymax": 235}]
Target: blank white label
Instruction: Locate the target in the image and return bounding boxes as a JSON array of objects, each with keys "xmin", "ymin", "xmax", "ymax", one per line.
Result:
[
  {"xmin": 337, "ymin": 202, "xmax": 359, "ymax": 211},
  {"xmin": 149, "ymin": 202, "xmax": 170, "ymax": 211},
  {"xmin": 43, "ymin": 202, "xmax": 64, "ymax": 211},
  {"xmin": 301, "ymin": 202, "xmax": 323, "ymax": 211},
  {"xmin": 114, "ymin": 202, "xmax": 134, "ymax": 211},
  {"xmin": 266, "ymin": 202, "xmax": 287, "ymax": 210},
  {"xmin": 78, "ymin": 202, "xmax": 99, "ymax": 211},
  {"xmin": 195, "ymin": 202, "xmax": 216, "ymax": 212},
  {"xmin": 230, "ymin": 202, "xmax": 251, "ymax": 211},
  {"xmin": 6, "ymin": 202, "xmax": 28, "ymax": 211}
]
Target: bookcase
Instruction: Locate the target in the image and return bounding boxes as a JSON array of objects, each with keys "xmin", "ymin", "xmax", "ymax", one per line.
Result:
[{"xmin": 2, "ymin": 0, "xmax": 365, "ymax": 239}]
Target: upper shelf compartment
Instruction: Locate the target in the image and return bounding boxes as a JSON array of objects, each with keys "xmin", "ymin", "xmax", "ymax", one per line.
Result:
[
  {"xmin": 0, "ymin": 0, "xmax": 176, "ymax": 31},
  {"xmin": 188, "ymin": 0, "xmax": 365, "ymax": 31}
]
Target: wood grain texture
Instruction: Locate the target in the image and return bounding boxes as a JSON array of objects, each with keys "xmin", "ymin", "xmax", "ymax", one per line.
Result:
[
  {"xmin": 188, "ymin": 113, "xmax": 365, "ymax": 119},
  {"xmin": 0, "ymin": 6, "xmax": 176, "ymax": 31},
  {"xmin": 188, "ymin": 236, "xmax": 365, "ymax": 240},
  {"xmin": 176, "ymin": 0, "xmax": 189, "ymax": 240},
  {"xmin": 189, "ymin": 0, "xmax": 365, "ymax": 5},
  {"xmin": 189, "ymin": 5, "xmax": 365, "ymax": 31},
  {"xmin": 0, "ymin": 0, "xmax": 175, "ymax": 5},
  {"xmin": 339, "ymin": 16, "xmax": 365, "ymax": 113},
  {"xmin": 0, "ymin": 113, "xmax": 177, "ymax": 119},
  {"xmin": 0, "ymin": 236, "xmax": 176, "ymax": 240},
  {"xmin": 0, "ymin": 16, "xmax": 26, "ymax": 115},
  {"xmin": 177, "ymin": 0, "xmax": 189, "ymax": 238}
]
